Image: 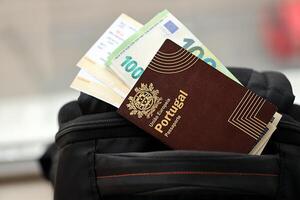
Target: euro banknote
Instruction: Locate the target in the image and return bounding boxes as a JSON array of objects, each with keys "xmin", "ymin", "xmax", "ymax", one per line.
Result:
[
  {"xmin": 106, "ymin": 10, "xmax": 241, "ymax": 89},
  {"xmin": 71, "ymin": 69, "xmax": 123, "ymax": 107},
  {"xmin": 249, "ymin": 112, "xmax": 282, "ymax": 155},
  {"xmin": 77, "ymin": 14, "xmax": 142, "ymax": 97}
]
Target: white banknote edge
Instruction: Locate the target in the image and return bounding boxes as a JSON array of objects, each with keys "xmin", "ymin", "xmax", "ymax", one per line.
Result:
[
  {"xmin": 76, "ymin": 14, "xmax": 143, "ymax": 97},
  {"xmin": 249, "ymin": 112, "xmax": 282, "ymax": 155},
  {"xmin": 70, "ymin": 75, "xmax": 123, "ymax": 108}
]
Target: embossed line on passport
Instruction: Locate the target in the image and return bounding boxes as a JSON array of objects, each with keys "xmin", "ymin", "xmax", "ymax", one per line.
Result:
[
  {"xmin": 228, "ymin": 90, "xmax": 268, "ymax": 140},
  {"xmin": 148, "ymin": 49, "xmax": 198, "ymax": 74}
]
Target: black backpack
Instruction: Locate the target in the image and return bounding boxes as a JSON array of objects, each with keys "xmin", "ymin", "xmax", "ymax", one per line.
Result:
[{"xmin": 41, "ymin": 67, "xmax": 300, "ymax": 200}]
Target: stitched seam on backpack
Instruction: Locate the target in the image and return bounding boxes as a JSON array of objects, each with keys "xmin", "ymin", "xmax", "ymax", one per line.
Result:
[{"xmin": 97, "ymin": 171, "xmax": 278, "ymax": 179}]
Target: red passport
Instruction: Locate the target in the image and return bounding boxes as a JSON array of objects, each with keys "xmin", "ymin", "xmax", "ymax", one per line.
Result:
[{"xmin": 117, "ymin": 39, "xmax": 278, "ymax": 153}]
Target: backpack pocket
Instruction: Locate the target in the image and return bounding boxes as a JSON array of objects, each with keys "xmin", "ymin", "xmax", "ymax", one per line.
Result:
[
  {"xmin": 95, "ymin": 150, "xmax": 279, "ymax": 199},
  {"xmin": 53, "ymin": 112, "xmax": 300, "ymax": 200}
]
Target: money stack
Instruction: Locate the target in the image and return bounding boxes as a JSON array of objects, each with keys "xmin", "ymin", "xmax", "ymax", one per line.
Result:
[{"xmin": 71, "ymin": 10, "xmax": 281, "ymax": 155}]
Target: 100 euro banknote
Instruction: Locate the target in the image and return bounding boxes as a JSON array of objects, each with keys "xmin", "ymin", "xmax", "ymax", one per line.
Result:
[{"xmin": 106, "ymin": 10, "xmax": 241, "ymax": 88}]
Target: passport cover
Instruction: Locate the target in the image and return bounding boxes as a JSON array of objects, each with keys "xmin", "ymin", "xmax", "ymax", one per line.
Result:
[{"xmin": 118, "ymin": 39, "xmax": 278, "ymax": 153}]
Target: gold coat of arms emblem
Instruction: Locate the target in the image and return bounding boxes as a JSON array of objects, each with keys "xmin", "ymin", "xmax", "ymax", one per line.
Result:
[{"xmin": 127, "ymin": 83, "xmax": 162, "ymax": 119}]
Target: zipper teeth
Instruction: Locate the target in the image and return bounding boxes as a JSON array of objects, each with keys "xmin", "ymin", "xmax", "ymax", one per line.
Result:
[
  {"xmin": 56, "ymin": 115, "xmax": 300, "ymax": 142},
  {"xmin": 56, "ymin": 118, "xmax": 128, "ymax": 141}
]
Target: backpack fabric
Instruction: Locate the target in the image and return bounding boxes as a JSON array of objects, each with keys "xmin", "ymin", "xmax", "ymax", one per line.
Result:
[{"xmin": 41, "ymin": 67, "xmax": 300, "ymax": 200}]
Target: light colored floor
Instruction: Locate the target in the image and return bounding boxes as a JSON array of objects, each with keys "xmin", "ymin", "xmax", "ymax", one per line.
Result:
[{"xmin": 0, "ymin": 177, "xmax": 53, "ymax": 200}]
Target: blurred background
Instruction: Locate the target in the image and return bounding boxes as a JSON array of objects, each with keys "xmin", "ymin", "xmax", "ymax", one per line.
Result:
[{"xmin": 0, "ymin": 0, "xmax": 299, "ymax": 199}]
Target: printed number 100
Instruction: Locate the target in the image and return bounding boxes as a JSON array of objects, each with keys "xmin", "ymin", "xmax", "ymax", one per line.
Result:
[
  {"xmin": 121, "ymin": 56, "xmax": 144, "ymax": 79},
  {"xmin": 183, "ymin": 38, "xmax": 217, "ymax": 68}
]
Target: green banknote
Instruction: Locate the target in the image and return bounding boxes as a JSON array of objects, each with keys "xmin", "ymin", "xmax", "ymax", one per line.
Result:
[{"xmin": 106, "ymin": 10, "xmax": 241, "ymax": 88}]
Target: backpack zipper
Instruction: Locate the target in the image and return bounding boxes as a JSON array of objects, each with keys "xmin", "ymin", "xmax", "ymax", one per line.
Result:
[
  {"xmin": 56, "ymin": 113, "xmax": 300, "ymax": 144},
  {"xmin": 55, "ymin": 113, "xmax": 128, "ymax": 142}
]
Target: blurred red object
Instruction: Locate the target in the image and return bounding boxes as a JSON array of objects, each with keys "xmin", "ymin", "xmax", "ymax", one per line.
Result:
[{"xmin": 262, "ymin": 0, "xmax": 300, "ymax": 58}]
